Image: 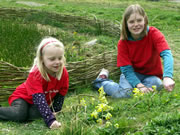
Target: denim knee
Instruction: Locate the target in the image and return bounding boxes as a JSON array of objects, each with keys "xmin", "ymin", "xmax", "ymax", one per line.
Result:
[
  {"xmin": 102, "ymin": 81, "xmax": 132, "ymax": 98},
  {"xmin": 142, "ymin": 76, "xmax": 162, "ymax": 90},
  {"xmin": 119, "ymin": 74, "xmax": 133, "ymax": 89},
  {"xmin": 92, "ymin": 78, "xmax": 113, "ymax": 90}
]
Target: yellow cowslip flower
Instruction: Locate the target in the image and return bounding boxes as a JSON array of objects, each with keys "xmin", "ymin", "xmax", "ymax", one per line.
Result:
[
  {"xmin": 96, "ymin": 103, "xmax": 105, "ymax": 112},
  {"xmin": 105, "ymin": 112, "xmax": 112, "ymax": 120},
  {"xmin": 103, "ymin": 104, "xmax": 112, "ymax": 112},
  {"xmin": 73, "ymin": 31, "xmax": 77, "ymax": 35},
  {"xmin": 102, "ymin": 104, "xmax": 109, "ymax": 111},
  {"xmin": 97, "ymin": 108, "xmax": 102, "ymax": 112},
  {"xmin": 96, "ymin": 119, "xmax": 103, "ymax": 125},
  {"xmin": 133, "ymin": 88, "xmax": 140, "ymax": 94},
  {"xmin": 96, "ymin": 103, "xmax": 113, "ymax": 112},
  {"xmin": 99, "ymin": 96, "xmax": 108, "ymax": 104},
  {"xmin": 114, "ymin": 123, "xmax": 119, "ymax": 128},
  {"xmin": 98, "ymin": 87, "xmax": 106, "ymax": 97},
  {"xmin": 133, "ymin": 88, "xmax": 144, "ymax": 98},
  {"xmin": 105, "ymin": 121, "xmax": 112, "ymax": 128},
  {"xmin": 96, "ymin": 104, "xmax": 103, "ymax": 112},
  {"xmin": 106, "ymin": 105, "xmax": 114, "ymax": 111},
  {"xmin": 91, "ymin": 110, "xmax": 98, "ymax": 119},
  {"xmin": 72, "ymin": 46, "xmax": 76, "ymax": 49},
  {"xmin": 98, "ymin": 86, "xmax": 103, "ymax": 93},
  {"xmin": 80, "ymin": 98, "xmax": 86, "ymax": 107},
  {"xmin": 91, "ymin": 97, "xmax": 95, "ymax": 105},
  {"xmin": 152, "ymin": 85, "xmax": 157, "ymax": 91}
]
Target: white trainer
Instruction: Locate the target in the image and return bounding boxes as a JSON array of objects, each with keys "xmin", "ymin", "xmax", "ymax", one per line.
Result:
[{"xmin": 97, "ymin": 68, "xmax": 109, "ymax": 79}]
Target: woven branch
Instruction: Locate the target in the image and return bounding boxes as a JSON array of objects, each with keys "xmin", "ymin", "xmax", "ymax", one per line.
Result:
[
  {"xmin": 0, "ymin": 50, "xmax": 120, "ymax": 102},
  {"xmin": 0, "ymin": 8, "xmax": 121, "ymax": 38}
]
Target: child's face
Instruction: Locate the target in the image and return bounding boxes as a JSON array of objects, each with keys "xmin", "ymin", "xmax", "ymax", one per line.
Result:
[
  {"xmin": 42, "ymin": 45, "xmax": 64, "ymax": 76},
  {"xmin": 127, "ymin": 12, "xmax": 145, "ymax": 39}
]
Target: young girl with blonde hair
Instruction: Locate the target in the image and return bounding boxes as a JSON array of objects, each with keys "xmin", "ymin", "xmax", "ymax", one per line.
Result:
[
  {"xmin": 0, "ymin": 37, "xmax": 69, "ymax": 129},
  {"xmin": 93, "ymin": 4, "xmax": 175, "ymax": 97}
]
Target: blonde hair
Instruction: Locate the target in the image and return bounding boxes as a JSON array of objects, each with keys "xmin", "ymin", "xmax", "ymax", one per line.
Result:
[
  {"xmin": 30, "ymin": 36, "xmax": 66, "ymax": 81},
  {"xmin": 120, "ymin": 4, "xmax": 148, "ymax": 40}
]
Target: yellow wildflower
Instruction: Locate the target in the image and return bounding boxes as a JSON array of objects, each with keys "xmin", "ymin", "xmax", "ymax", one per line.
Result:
[
  {"xmin": 114, "ymin": 123, "xmax": 119, "ymax": 128},
  {"xmin": 98, "ymin": 87, "xmax": 106, "ymax": 97},
  {"xmin": 133, "ymin": 88, "xmax": 144, "ymax": 98},
  {"xmin": 99, "ymin": 96, "xmax": 108, "ymax": 104},
  {"xmin": 98, "ymin": 86, "xmax": 103, "ymax": 93},
  {"xmin": 105, "ymin": 121, "xmax": 112, "ymax": 128},
  {"xmin": 91, "ymin": 97, "xmax": 95, "ymax": 105},
  {"xmin": 105, "ymin": 112, "xmax": 112, "ymax": 120},
  {"xmin": 80, "ymin": 98, "xmax": 86, "ymax": 107},
  {"xmin": 96, "ymin": 103, "xmax": 113, "ymax": 112},
  {"xmin": 73, "ymin": 31, "xmax": 77, "ymax": 35},
  {"xmin": 72, "ymin": 46, "xmax": 76, "ymax": 49},
  {"xmin": 91, "ymin": 110, "xmax": 98, "ymax": 119},
  {"xmin": 96, "ymin": 119, "xmax": 103, "ymax": 125},
  {"xmin": 152, "ymin": 85, "xmax": 157, "ymax": 91},
  {"xmin": 133, "ymin": 88, "xmax": 140, "ymax": 93},
  {"xmin": 96, "ymin": 104, "xmax": 103, "ymax": 112}
]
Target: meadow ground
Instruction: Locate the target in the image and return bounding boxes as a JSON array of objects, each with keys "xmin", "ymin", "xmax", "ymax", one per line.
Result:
[{"xmin": 0, "ymin": 0, "xmax": 180, "ymax": 134}]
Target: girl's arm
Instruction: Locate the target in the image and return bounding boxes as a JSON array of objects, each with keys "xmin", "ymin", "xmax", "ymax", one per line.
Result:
[
  {"xmin": 160, "ymin": 49, "xmax": 175, "ymax": 91},
  {"xmin": 160, "ymin": 49, "xmax": 173, "ymax": 78},
  {"xmin": 32, "ymin": 93, "xmax": 56, "ymax": 128},
  {"xmin": 120, "ymin": 65, "xmax": 141, "ymax": 88},
  {"xmin": 51, "ymin": 93, "xmax": 65, "ymax": 113}
]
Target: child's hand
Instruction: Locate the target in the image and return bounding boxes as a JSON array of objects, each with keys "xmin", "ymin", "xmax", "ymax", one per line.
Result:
[
  {"xmin": 136, "ymin": 83, "xmax": 153, "ymax": 93},
  {"xmin": 50, "ymin": 120, "xmax": 61, "ymax": 129},
  {"xmin": 140, "ymin": 87, "xmax": 153, "ymax": 93},
  {"xmin": 163, "ymin": 77, "xmax": 175, "ymax": 92},
  {"xmin": 52, "ymin": 111, "xmax": 60, "ymax": 116},
  {"xmin": 52, "ymin": 112, "xmax": 57, "ymax": 116}
]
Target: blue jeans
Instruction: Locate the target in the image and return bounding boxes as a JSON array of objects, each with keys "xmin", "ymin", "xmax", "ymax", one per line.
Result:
[{"xmin": 92, "ymin": 73, "xmax": 163, "ymax": 98}]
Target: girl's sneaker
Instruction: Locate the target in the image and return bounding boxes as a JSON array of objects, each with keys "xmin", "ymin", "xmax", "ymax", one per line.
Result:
[{"xmin": 97, "ymin": 68, "xmax": 109, "ymax": 79}]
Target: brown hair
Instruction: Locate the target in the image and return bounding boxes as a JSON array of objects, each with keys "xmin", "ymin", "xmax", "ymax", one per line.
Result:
[{"xmin": 120, "ymin": 4, "xmax": 148, "ymax": 40}]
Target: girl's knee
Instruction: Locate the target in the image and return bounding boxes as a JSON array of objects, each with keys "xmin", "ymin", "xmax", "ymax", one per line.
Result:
[
  {"xmin": 11, "ymin": 99, "xmax": 28, "ymax": 122},
  {"xmin": 112, "ymin": 89, "xmax": 132, "ymax": 98},
  {"xmin": 92, "ymin": 78, "xmax": 112, "ymax": 90},
  {"xmin": 103, "ymin": 82, "xmax": 132, "ymax": 98},
  {"xmin": 102, "ymin": 82, "xmax": 119, "ymax": 96},
  {"xmin": 119, "ymin": 74, "xmax": 133, "ymax": 89},
  {"xmin": 13, "ymin": 110, "xmax": 27, "ymax": 122},
  {"xmin": 103, "ymin": 81, "xmax": 119, "ymax": 91},
  {"xmin": 143, "ymin": 76, "xmax": 162, "ymax": 89}
]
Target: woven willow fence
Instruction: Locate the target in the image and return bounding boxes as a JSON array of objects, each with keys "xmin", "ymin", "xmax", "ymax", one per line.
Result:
[
  {"xmin": 0, "ymin": 51, "xmax": 120, "ymax": 102},
  {"xmin": 0, "ymin": 8, "xmax": 121, "ymax": 101},
  {"xmin": 0, "ymin": 8, "xmax": 120, "ymax": 38}
]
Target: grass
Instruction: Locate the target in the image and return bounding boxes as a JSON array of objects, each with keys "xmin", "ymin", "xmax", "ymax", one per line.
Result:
[{"xmin": 0, "ymin": 0, "xmax": 180, "ymax": 134}]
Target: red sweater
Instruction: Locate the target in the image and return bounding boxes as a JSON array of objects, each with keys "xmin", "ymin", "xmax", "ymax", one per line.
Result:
[
  {"xmin": 8, "ymin": 66, "xmax": 69, "ymax": 105},
  {"xmin": 117, "ymin": 26, "xmax": 170, "ymax": 79}
]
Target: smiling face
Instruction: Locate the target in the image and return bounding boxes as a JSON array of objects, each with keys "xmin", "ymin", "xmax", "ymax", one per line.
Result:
[
  {"xmin": 42, "ymin": 45, "xmax": 64, "ymax": 76},
  {"xmin": 127, "ymin": 12, "xmax": 145, "ymax": 40}
]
